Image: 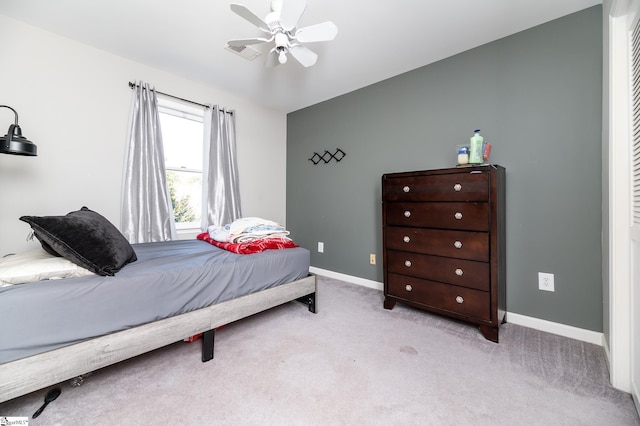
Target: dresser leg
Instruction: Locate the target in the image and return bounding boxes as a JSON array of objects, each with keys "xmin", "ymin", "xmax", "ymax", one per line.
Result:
[
  {"xmin": 479, "ymin": 325, "xmax": 499, "ymax": 343},
  {"xmin": 383, "ymin": 297, "xmax": 396, "ymax": 310}
]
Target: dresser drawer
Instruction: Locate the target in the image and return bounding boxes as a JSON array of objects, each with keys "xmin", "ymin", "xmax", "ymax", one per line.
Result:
[
  {"xmin": 383, "ymin": 171, "xmax": 489, "ymax": 202},
  {"xmin": 385, "ymin": 202, "xmax": 489, "ymax": 231},
  {"xmin": 385, "ymin": 227, "xmax": 489, "ymax": 261},
  {"xmin": 387, "ymin": 272, "xmax": 490, "ymax": 321},
  {"xmin": 386, "ymin": 250, "xmax": 490, "ymax": 291}
]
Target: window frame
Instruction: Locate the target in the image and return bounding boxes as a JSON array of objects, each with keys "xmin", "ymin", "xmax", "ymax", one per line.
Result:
[{"xmin": 157, "ymin": 96, "xmax": 205, "ymax": 231}]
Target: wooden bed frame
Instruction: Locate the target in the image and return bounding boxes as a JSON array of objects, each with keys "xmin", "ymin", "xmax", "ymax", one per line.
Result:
[{"xmin": 0, "ymin": 274, "xmax": 316, "ymax": 403}]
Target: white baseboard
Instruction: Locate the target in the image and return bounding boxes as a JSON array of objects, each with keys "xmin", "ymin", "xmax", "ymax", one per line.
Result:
[
  {"xmin": 310, "ymin": 267, "xmax": 383, "ymax": 291},
  {"xmin": 633, "ymin": 380, "xmax": 640, "ymax": 420},
  {"xmin": 603, "ymin": 338, "xmax": 612, "ymax": 370},
  {"xmin": 310, "ymin": 267, "xmax": 604, "ymax": 346},
  {"xmin": 506, "ymin": 312, "xmax": 604, "ymax": 346}
]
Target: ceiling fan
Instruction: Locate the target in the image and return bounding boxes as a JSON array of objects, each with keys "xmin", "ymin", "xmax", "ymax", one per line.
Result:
[{"xmin": 227, "ymin": 0, "xmax": 338, "ymax": 68}]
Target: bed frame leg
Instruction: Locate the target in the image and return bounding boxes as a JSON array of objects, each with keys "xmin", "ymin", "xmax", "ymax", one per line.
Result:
[
  {"xmin": 296, "ymin": 292, "xmax": 316, "ymax": 314},
  {"xmin": 201, "ymin": 329, "xmax": 215, "ymax": 362}
]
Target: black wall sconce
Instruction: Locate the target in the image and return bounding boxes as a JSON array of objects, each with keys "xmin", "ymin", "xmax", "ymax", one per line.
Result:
[{"xmin": 0, "ymin": 105, "xmax": 37, "ymax": 156}]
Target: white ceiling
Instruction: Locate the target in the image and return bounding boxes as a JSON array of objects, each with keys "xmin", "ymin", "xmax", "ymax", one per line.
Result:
[{"xmin": 1, "ymin": 0, "xmax": 601, "ymax": 113}]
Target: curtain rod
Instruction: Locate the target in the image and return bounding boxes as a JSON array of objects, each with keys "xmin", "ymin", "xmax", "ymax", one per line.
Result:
[{"xmin": 128, "ymin": 82, "xmax": 234, "ymax": 114}]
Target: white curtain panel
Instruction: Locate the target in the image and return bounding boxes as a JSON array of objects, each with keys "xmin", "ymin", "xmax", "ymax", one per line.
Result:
[
  {"xmin": 202, "ymin": 105, "xmax": 242, "ymax": 229},
  {"xmin": 121, "ymin": 82, "xmax": 176, "ymax": 243}
]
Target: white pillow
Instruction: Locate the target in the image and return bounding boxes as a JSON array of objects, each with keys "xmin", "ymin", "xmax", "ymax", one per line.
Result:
[{"xmin": 0, "ymin": 248, "xmax": 95, "ymax": 287}]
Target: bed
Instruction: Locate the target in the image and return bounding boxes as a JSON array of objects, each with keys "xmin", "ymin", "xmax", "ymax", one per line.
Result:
[{"xmin": 0, "ymin": 213, "xmax": 316, "ymax": 403}]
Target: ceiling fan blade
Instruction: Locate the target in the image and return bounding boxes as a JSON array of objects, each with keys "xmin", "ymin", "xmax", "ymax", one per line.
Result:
[
  {"xmin": 290, "ymin": 45, "xmax": 318, "ymax": 67},
  {"xmin": 230, "ymin": 3, "xmax": 270, "ymax": 32},
  {"xmin": 295, "ymin": 21, "xmax": 338, "ymax": 43},
  {"xmin": 279, "ymin": 0, "xmax": 306, "ymax": 31},
  {"xmin": 228, "ymin": 37, "xmax": 271, "ymax": 46},
  {"xmin": 265, "ymin": 49, "xmax": 281, "ymax": 68}
]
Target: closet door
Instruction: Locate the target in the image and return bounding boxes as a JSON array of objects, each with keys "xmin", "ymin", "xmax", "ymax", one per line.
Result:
[{"xmin": 608, "ymin": 0, "xmax": 638, "ymax": 404}]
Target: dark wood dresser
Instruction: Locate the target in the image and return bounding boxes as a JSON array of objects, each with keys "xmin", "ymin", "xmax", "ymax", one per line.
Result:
[{"xmin": 381, "ymin": 165, "xmax": 506, "ymax": 342}]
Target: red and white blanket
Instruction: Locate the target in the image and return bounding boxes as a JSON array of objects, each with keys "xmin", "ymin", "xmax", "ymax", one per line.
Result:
[{"xmin": 197, "ymin": 232, "xmax": 298, "ymax": 254}]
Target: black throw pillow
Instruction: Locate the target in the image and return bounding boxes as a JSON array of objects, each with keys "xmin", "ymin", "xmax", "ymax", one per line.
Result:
[{"xmin": 20, "ymin": 207, "xmax": 137, "ymax": 276}]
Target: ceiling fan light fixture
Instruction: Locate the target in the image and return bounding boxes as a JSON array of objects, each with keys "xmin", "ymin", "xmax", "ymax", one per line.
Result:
[
  {"xmin": 228, "ymin": 0, "xmax": 337, "ymax": 68},
  {"xmin": 274, "ymin": 32, "xmax": 289, "ymax": 48}
]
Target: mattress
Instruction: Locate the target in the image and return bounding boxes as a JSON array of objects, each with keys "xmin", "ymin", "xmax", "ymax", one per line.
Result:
[{"xmin": 0, "ymin": 240, "xmax": 310, "ymax": 364}]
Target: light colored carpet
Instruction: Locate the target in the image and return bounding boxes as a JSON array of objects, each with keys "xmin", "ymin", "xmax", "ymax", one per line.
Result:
[{"xmin": 1, "ymin": 276, "xmax": 638, "ymax": 425}]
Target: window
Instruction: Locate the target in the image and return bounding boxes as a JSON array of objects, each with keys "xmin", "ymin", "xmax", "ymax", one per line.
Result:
[{"xmin": 157, "ymin": 97, "xmax": 204, "ymax": 230}]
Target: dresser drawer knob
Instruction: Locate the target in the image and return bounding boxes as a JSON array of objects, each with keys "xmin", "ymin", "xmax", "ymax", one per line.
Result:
[
  {"xmin": 403, "ymin": 236, "xmax": 411, "ymax": 243},
  {"xmin": 455, "ymin": 296, "xmax": 464, "ymax": 304},
  {"xmin": 403, "ymin": 186, "xmax": 410, "ymax": 193},
  {"xmin": 404, "ymin": 260, "xmax": 412, "ymax": 267},
  {"xmin": 454, "ymin": 183, "xmax": 462, "ymax": 192},
  {"xmin": 454, "ymin": 240, "xmax": 463, "ymax": 249},
  {"xmin": 404, "ymin": 210, "xmax": 411, "ymax": 218},
  {"xmin": 454, "ymin": 212, "xmax": 463, "ymax": 220},
  {"xmin": 455, "ymin": 268, "xmax": 464, "ymax": 276},
  {"xmin": 405, "ymin": 284, "xmax": 413, "ymax": 292}
]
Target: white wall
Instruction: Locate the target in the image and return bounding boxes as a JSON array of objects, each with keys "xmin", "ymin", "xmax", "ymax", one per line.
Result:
[{"xmin": 0, "ymin": 15, "xmax": 287, "ymax": 256}]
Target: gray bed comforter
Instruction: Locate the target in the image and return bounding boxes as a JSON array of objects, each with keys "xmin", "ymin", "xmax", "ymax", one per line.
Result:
[{"xmin": 0, "ymin": 239, "xmax": 310, "ymax": 364}]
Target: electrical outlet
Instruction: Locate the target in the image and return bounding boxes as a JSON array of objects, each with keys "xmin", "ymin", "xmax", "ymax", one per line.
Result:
[
  {"xmin": 317, "ymin": 242, "xmax": 324, "ymax": 253},
  {"xmin": 370, "ymin": 254, "xmax": 376, "ymax": 265},
  {"xmin": 538, "ymin": 272, "xmax": 554, "ymax": 292}
]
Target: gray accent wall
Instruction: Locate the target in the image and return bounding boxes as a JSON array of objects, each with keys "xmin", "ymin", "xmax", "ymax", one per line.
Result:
[{"xmin": 287, "ymin": 6, "xmax": 603, "ymax": 331}]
